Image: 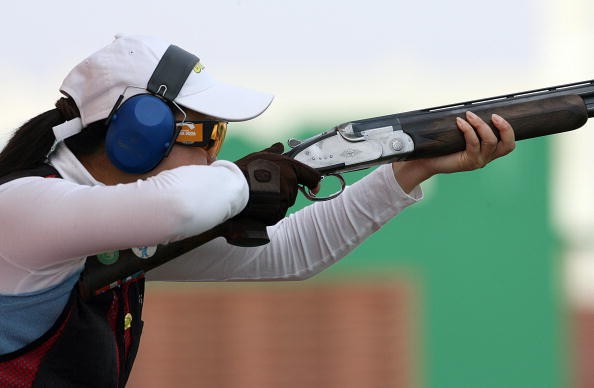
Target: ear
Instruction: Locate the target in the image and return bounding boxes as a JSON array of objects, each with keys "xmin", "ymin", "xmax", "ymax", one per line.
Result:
[{"xmin": 105, "ymin": 94, "xmax": 176, "ymax": 174}]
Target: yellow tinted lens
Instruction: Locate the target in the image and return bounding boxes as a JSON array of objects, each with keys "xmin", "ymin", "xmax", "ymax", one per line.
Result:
[{"xmin": 207, "ymin": 122, "xmax": 227, "ymax": 158}]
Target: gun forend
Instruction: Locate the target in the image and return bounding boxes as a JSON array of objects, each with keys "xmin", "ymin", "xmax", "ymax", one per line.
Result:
[{"xmin": 403, "ymin": 94, "xmax": 588, "ymax": 159}]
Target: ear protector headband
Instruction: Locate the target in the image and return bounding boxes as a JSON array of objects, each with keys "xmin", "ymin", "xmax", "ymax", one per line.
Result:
[{"xmin": 105, "ymin": 45, "xmax": 199, "ymax": 174}]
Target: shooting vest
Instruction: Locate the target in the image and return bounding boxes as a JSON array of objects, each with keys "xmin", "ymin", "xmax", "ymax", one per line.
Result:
[{"xmin": 0, "ymin": 166, "xmax": 145, "ymax": 388}]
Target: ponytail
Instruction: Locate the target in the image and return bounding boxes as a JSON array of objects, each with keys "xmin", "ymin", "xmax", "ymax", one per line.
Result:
[
  {"xmin": 0, "ymin": 98, "xmax": 107, "ymax": 178},
  {"xmin": 0, "ymin": 108, "xmax": 63, "ymax": 177}
]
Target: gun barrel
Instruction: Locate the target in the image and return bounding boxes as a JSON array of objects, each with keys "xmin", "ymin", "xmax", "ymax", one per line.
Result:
[
  {"xmin": 351, "ymin": 80, "xmax": 594, "ymax": 131},
  {"xmin": 421, "ymin": 80, "xmax": 594, "ymax": 115},
  {"xmin": 344, "ymin": 80, "xmax": 594, "ymax": 160}
]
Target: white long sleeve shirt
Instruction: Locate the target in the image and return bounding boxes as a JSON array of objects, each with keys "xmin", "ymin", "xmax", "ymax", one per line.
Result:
[
  {"xmin": 0, "ymin": 143, "xmax": 422, "ymax": 294},
  {"xmin": 0, "ymin": 143, "xmax": 422, "ymax": 353}
]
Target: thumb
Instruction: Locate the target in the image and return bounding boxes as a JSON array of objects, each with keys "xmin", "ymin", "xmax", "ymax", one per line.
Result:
[{"xmin": 260, "ymin": 142, "xmax": 284, "ymax": 154}]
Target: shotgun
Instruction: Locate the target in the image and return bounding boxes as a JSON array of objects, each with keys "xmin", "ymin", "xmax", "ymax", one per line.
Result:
[
  {"xmin": 79, "ymin": 79, "xmax": 594, "ymax": 300},
  {"xmin": 285, "ymin": 79, "xmax": 594, "ymax": 199}
]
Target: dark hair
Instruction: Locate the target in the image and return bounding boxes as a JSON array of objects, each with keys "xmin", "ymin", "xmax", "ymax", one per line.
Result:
[{"xmin": 0, "ymin": 98, "xmax": 107, "ymax": 178}]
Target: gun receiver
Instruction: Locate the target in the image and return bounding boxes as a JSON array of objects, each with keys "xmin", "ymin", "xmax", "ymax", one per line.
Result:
[{"xmin": 286, "ymin": 80, "xmax": 594, "ymax": 178}]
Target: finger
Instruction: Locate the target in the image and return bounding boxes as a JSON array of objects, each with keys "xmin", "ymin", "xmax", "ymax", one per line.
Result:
[
  {"xmin": 465, "ymin": 111, "xmax": 498, "ymax": 156},
  {"xmin": 456, "ymin": 116, "xmax": 480, "ymax": 155},
  {"xmin": 491, "ymin": 114, "xmax": 516, "ymax": 157},
  {"xmin": 290, "ymin": 159, "xmax": 322, "ymax": 189},
  {"xmin": 311, "ymin": 183, "xmax": 320, "ymax": 195}
]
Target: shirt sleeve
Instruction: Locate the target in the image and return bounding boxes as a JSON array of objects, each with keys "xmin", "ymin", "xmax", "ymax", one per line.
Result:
[
  {"xmin": 0, "ymin": 161, "xmax": 248, "ymax": 292},
  {"xmin": 147, "ymin": 164, "xmax": 423, "ymax": 282}
]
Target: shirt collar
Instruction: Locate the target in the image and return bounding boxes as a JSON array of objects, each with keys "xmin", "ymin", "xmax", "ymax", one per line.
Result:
[{"xmin": 48, "ymin": 143, "xmax": 103, "ymax": 186}]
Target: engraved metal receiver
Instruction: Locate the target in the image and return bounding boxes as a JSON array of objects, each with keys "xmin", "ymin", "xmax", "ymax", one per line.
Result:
[{"xmin": 285, "ymin": 123, "xmax": 415, "ymax": 200}]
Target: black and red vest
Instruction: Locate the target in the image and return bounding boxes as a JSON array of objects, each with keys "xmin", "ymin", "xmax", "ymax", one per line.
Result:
[{"xmin": 0, "ymin": 166, "xmax": 145, "ymax": 388}]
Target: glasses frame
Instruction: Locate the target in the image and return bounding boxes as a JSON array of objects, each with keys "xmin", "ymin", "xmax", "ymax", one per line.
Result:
[{"xmin": 174, "ymin": 120, "xmax": 228, "ymax": 158}]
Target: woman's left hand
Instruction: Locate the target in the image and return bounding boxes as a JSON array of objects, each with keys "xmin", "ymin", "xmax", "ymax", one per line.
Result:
[{"xmin": 392, "ymin": 111, "xmax": 516, "ymax": 193}]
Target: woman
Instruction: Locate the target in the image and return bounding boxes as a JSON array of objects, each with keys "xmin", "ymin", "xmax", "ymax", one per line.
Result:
[{"xmin": 0, "ymin": 34, "xmax": 515, "ymax": 387}]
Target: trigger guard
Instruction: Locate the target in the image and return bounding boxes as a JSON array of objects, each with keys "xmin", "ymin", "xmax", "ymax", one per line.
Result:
[{"xmin": 299, "ymin": 173, "xmax": 346, "ymax": 201}]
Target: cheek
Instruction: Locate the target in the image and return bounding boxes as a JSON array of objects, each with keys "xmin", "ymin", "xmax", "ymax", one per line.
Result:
[
  {"xmin": 154, "ymin": 147, "xmax": 209, "ymax": 173},
  {"xmin": 177, "ymin": 146, "xmax": 209, "ymax": 166}
]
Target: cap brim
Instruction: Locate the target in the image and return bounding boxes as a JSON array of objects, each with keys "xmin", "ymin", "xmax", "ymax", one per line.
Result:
[{"xmin": 175, "ymin": 82, "xmax": 274, "ymax": 122}]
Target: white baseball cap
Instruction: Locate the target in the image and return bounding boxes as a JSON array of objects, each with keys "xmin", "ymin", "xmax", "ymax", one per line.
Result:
[{"xmin": 59, "ymin": 34, "xmax": 274, "ymax": 128}]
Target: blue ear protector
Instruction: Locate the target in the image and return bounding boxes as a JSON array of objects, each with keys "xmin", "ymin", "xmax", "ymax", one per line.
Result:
[
  {"xmin": 105, "ymin": 45, "xmax": 200, "ymax": 174},
  {"xmin": 105, "ymin": 94, "xmax": 176, "ymax": 173}
]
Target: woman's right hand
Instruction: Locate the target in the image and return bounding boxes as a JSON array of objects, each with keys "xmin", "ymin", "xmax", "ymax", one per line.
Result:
[{"xmin": 234, "ymin": 143, "xmax": 321, "ymax": 226}]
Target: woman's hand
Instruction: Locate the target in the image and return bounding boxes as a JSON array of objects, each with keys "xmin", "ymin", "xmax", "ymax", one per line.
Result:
[{"xmin": 392, "ymin": 111, "xmax": 516, "ymax": 193}]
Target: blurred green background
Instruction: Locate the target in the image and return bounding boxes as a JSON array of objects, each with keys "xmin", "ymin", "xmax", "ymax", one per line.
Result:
[
  {"xmin": 219, "ymin": 126, "xmax": 562, "ymax": 388},
  {"xmin": 2, "ymin": 1, "xmax": 593, "ymax": 386}
]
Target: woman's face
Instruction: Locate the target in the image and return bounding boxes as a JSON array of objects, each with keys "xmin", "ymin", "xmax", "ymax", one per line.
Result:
[
  {"xmin": 139, "ymin": 109, "xmax": 221, "ymax": 176},
  {"xmin": 81, "ymin": 109, "xmax": 224, "ymax": 185}
]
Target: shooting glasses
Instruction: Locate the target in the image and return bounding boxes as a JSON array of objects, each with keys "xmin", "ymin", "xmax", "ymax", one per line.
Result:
[{"xmin": 175, "ymin": 120, "xmax": 228, "ymax": 159}]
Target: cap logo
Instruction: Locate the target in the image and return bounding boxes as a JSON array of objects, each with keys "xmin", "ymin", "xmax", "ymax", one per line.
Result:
[{"xmin": 193, "ymin": 61, "xmax": 205, "ymax": 73}]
